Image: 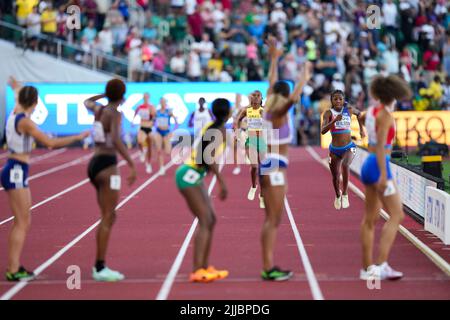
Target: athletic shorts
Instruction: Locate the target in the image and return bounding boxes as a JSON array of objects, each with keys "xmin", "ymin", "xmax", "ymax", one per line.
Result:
[
  {"xmin": 245, "ymin": 134, "xmax": 267, "ymax": 153},
  {"xmin": 156, "ymin": 128, "xmax": 170, "ymax": 137},
  {"xmin": 259, "ymin": 153, "xmax": 288, "ymax": 176},
  {"xmin": 140, "ymin": 127, "xmax": 152, "ymax": 135},
  {"xmin": 175, "ymin": 164, "xmax": 207, "ymax": 190},
  {"xmin": 329, "ymin": 141, "xmax": 356, "ymax": 158},
  {"xmin": 0, "ymin": 158, "xmax": 29, "ymax": 190},
  {"xmin": 87, "ymin": 154, "xmax": 118, "ymax": 186},
  {"xmin": 360, "ymin": 153, "xmax": 393, "ymax": 185}
]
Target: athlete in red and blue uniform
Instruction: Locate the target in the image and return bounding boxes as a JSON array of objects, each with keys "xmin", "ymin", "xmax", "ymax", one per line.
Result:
[
  {"xmin": 359, "ymin": 75, "xmax": 412, "ymax": 281},
  {"xmin": 321, "ymin": 90, "xmax": 364, "ymax": 210}
]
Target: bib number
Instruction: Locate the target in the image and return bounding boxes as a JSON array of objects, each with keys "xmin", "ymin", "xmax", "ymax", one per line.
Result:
[
  {"xmin": 248, "ymin": 118, "xmax": 263, "ymax": 130},
  {"xmin": 10, "ymin": 166, "xmax": 23, "ymax": 184},
  {"xmin": 383, "ymin": 180, "xmax": 396, "ymax": 197},
  {"xmin": 157, "ymin": 117, "xmax": 169, "ymax": 127},
  {"xmin": 92, "ymin": 121, "xmax": 106, "ymax": 143},
  {"xmin": 182, "ymin": 169, "xmax": 201, "ymax": 184},
  {"xmin": 269, "ymin": 171, "xmax": 285, "ymax": 186},
  {"xmin": 110, "ymin": 175, "xmax": 121, "ymax": 190}
]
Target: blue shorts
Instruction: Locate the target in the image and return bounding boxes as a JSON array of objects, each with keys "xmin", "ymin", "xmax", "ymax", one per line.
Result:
[
  {"xmin": 156, "ymin": 128, "xmax": 170, "ymax": 137},
  {"xmin": 259, "ymin": 153, "xmax": 289, "ymax": 176},
  {"xmin": 329, "ymin": 141, "xmax": 356, "ymax": 158},
  {"xmin": 1, "ymin": 159, "xmax": 30, "ymax": 190},
  {"xmin": 360, "ymin": 153, "xmax": 393, "ymax": 185}
]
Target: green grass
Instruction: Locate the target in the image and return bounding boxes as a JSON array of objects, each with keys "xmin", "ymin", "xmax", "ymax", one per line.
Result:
[{"xmin": 395, "ymin": 154, "xmax": 450, "ymax": 193}]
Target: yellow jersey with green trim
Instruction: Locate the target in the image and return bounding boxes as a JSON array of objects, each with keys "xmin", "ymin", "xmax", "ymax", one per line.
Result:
[
  {"xmin": 246, "ymin": 106, "xmax": 263, "ymax": 132},
  {"xmin": 184, "ymin": 122, "xmax": 226, "ymax": 170}
]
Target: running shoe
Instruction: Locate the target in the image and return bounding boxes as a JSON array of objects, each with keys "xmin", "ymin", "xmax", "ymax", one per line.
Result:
[
  {"xmin": 342, "ymin": 194, "xmax": 349, "ymax": 209},
  {"xmin": 334, "ymin": 192, "xmax": 342, "ymax": 210},
  {"xmin": 261, "ymin": 266, "xmax": 293, "ymax": 281},
  {"xmin": 248, "ymin": 186, "xmax": 257, "ymax": 200},
  {"xmin": 232, "ymin": 167, "xmax": 241, "ymax": 175},
  {"xmin": 6, "ymin": 266, "xmax": 35, "ymax": 282},
  {"xmin": 139, "ymin": 151, "xmax": 145, "ymax": 163},
  {"xmin": 146, "ymin": 162, "xmax": 153, "ymax": 174},
  {"xmin": 159, "ymin": 167, "xmax": 166, "ymax": 175},
  {"xmin": 207, "ymin": 266, "xmax": 229, "ymax": 280},
  {"xmin": 189, "ymin": 268, "xmax": 216, "ymax": 283},
  {"xmin": 359, "ymin": 265, "xmax": 377, "ymax": 280},
  {"xmin": 379, "ymin": 262, "xmax": 403, "ymax": 280},
  {"xmin": 259, "ymin": 195, "xmax": 265, "ymax": 209},
  {"xmin": 92, "ymin": 267, "xmax": 125, "ymax": 282}
]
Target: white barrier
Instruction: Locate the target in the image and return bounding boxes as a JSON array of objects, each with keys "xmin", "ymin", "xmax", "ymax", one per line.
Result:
[
  {"xmin": 425, "ymin": 187, "xmax": 450, "ymax": 245},
  {"xmin": 350, "ymin": 148, "xmax": 438, "ymax": 218}
]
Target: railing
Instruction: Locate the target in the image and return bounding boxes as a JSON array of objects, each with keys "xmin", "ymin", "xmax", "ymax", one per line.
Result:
[{"xmin": 0, "ymin": 19, "xmax": 188, "ymax": 82}]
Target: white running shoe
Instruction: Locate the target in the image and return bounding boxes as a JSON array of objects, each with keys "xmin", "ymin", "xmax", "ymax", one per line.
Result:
[
  {"xmin": 232, "ymin": 167, "xmax": 241, "ymax": 175},
  {"xmin": 334, "ymin": 193, "xmax": 342, "ymax": 210},
  {"xmin": 342, "ymin": 194, "xmax": 349, "ymax": 209},
  {"xmin": 139, "ymin": 152, "xmax": 145, "ymax": 163},
  {"xmin": 379, "ymin": 262, "xmax": 403, "ymax": 280},
  {"xmin": 92, "ymin": 267, "xmax": 125, "ymax": 282},
  {"xmin": 359, "ymin": 265, "xmax": 377, "ymax": 280},
  {"xmin": 159, "ymin": 167, "xmax": 166, "ymax": 175},
  {"xmin": 248, "ymin": 187, "xmax": 257, "ymax": 200},
  {"xmin": 145, "ymin": 163, "xmax": 152, "ymax": 174},
  {"xmin": 259, "ymin": 195, "xmax": 265, "ymax": 209}
]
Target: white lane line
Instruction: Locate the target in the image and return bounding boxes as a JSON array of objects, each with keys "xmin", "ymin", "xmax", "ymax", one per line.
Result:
[
  {"xmin": 30, "ymin": 148, "xmax": 68, "ymax": 163},
  {"xmin": 0, "ymin": 153, "xmax": 92, "ymax": 192},
  {"xmin": 284, "ymin": 197, "xmax": 324, "ymax": 300},
  {"xmin": 0, "ymin": 157, "xmax": 177, "ymax": 300},
  {"xmin": 156, "ymin": 163, "xmax": 224, "ymax": 300},
  {"xmin": 0, "ymin": 152, "xmax": 139, "ymax": 226},
  {"xmin": 305, "ymin": 146, "xmax": 450, "ymax": 277}
]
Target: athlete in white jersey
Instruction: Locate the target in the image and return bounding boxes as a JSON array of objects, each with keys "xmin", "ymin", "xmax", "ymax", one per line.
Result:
[
  {"xmin": 1, "ymin": 77, "xmax": 88, "ymax": 282},
  {"xmin": 188, "ymin": 97, "xmax": 214, "ymax": 138}
]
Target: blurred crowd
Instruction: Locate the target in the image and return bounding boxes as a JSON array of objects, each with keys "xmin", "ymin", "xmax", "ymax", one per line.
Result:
[{"xmin": 0, "ymin": 0, "xmax": 449, "ymax": 145}]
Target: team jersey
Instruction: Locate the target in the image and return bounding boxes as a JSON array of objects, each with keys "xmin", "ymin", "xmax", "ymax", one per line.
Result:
[
  {"xmin": 185, "ymin": 122, "xmax": 226, "ymax": 171},
  {"xmin": 6, "ymin": 112, "xmax": 34, "ymax": 154},
  {"xmin": 135, "ymin": 103, "xmax": 154, "ymax": 122},
  {"xmin": 329, "ymin": 107, "xmax": 351, "ymax": 134},
  {"xmin": 246, "ymin": 106, "xmax": 263, "ymax": 132},
  {"xmin": 192, "ymin": 109, "xmax": 213, "ymax": 133},
  {"xmin": 156, "ymin": 109, "xmax": 171, "ymax": 128},
  {"xmin": 365, "ymin": 105, "xmax": 396, "ymax": 149}
]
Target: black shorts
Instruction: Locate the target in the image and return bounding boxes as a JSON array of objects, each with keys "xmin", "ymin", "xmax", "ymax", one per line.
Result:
[
  {"xmin": 87, "ymin": 154, "xmax": 118, "ymax": 187},
  {"xmin": 140, "ymin": 127, "xmax": 152, "ymax": 135}
]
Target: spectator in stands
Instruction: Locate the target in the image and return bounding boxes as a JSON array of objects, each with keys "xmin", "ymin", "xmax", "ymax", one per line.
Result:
[
  {"xmin": 170, "ymin": 49, "xmax": 186, "ymax": 77},
  {"xmin": 82, "ymin": 19, "xmax": 97, "ymax": 44},
  {"xmin": 16, "ymin": 0, "xmax": 39, "ymax": 27},
  {"xmin": 40, "ymin": 2, "xmax": 57, "ymax": 54},
  {"xmin": 25, "ymin": 5, "xmax": 40, "ymax": 51}
]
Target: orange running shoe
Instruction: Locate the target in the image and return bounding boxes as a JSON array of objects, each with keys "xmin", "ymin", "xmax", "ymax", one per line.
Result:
[
  {"xmin": 189, "ymin": 268, "xmax": 216, "ymax": 283},
  {"xmin": 207, "ymin": 266, "xmax": 229, "ymax": 280}
]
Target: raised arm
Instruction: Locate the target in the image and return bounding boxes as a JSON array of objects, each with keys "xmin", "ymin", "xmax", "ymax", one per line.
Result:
[
  {"xmin": 271, "ymin": 61, "xmax": 312, "ymax": 118},
  {"xmin": 84, "ymin": 94, "xmax": 106, "ymax": 113},
  {"xmin": 234, "ymin": 108, "xmax": 246, "ymax": 129},
  {"xmin": 266, "ymin": 36, "xmax": 283, "ymax": 96}
]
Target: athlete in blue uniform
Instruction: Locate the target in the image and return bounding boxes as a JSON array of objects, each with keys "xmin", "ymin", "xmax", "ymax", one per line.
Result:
[{"xmin": 1, "ymin": 77, "xmax": 88, "ymax": 281}]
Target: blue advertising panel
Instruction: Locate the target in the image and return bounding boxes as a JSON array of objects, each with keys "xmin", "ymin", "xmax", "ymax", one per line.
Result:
[{"xmin": 6, "ymin": 82, "xmax": 295, "ymax": 138}]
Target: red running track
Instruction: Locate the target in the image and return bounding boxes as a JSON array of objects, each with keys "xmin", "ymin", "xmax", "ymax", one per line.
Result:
[{"xmin": 0, "ymin": 147, "xmax": 448, "ymax": 299}]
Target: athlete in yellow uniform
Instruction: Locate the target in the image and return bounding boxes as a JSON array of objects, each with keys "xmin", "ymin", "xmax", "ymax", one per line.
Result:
[
  {"xmin": 235, "ymin": 90, "xmax": 266, "ymax": 208},
  {"xmin": 175, "ymin": 98, "xmax": 231, "ymax": 283}
]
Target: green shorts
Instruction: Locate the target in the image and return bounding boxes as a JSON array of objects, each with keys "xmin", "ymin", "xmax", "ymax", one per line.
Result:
[
  {"xmin": 245, "ymin": 134, "xmax": 267, "ymax": 153},
  {"xmin": 175, "ymin": 164, "xmax": 207, "ymax": 189}
]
